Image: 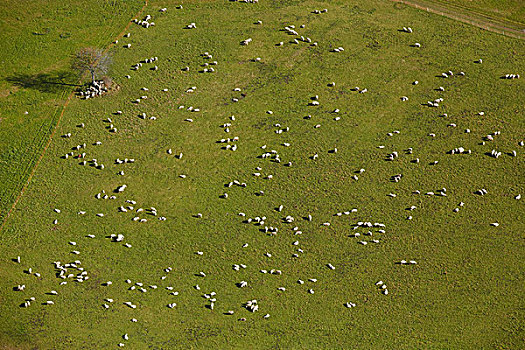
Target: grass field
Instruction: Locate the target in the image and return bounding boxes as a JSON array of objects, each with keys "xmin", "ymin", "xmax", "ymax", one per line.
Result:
[
  {"xmin": 428, "ymin": 0, "xmax": 525, "ymax": 24},
  {"xmin": 0, "ymin": 0, "xmax": 144, "ymax": 223},
  {"xmin": 0, "ymin": 0, "xmax": 524, "ymax": 349}
]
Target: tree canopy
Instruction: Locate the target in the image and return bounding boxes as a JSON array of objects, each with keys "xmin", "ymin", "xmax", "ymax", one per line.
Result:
[{"xmin": 71, "ymin": 47, "xmax": 112, "ymax": 84}]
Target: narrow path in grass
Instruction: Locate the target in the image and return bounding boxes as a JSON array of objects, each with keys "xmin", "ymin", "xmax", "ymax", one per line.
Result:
[
  {"xmin": 0, "ymin": 0, "xmax": 150, "ymax": 234},
  {"xmin": 392, "ymin": 0, "xmax": 525, "ymax": 39}
]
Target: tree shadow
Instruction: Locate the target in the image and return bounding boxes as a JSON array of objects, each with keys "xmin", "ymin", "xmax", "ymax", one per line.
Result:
[{"xmin": 5, "ymin": 70, "xmax": 81, "ymax": 93}]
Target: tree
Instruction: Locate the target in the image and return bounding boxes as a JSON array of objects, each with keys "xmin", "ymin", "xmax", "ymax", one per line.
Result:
[{"xmin": 71, "ymin": 47, "xmax": 112, "ymax": 84}]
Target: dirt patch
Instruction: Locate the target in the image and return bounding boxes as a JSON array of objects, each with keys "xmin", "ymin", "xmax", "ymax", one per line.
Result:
[
  {"xmin": 0, "ymin": 338, "xmax": 37, "ymax": 350},
  {"xmin": 0, "ymin": 86, "xmax": 19, "ymax": 98}
]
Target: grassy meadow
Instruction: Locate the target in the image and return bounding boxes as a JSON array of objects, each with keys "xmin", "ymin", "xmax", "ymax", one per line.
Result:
[
  {"xmin": 429, "ymin": 0, "xmax": 525, "ymax": 24},
  {"xmin": 0, "ymin": 0, "xmax": 144, "ymax": 222},
  {"xmin": 0, "ymin": 0, "xmax": 524, "ymax": 349}
]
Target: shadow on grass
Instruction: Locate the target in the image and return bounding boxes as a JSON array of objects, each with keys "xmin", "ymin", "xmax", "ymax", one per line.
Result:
[{"xmin": 5, "ymin": 71, "xmax": 81, "ymax": 93}]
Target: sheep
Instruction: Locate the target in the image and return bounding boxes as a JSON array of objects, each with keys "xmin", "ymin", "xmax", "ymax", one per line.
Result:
[{"xmin": 241, "ymin": 38, "xmax": 252, "ymax": 45}]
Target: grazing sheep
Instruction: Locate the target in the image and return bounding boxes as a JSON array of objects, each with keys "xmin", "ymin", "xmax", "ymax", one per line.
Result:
[{"xmin": 241, "ymin": 38, "xmax": 252, "ymax": 45}]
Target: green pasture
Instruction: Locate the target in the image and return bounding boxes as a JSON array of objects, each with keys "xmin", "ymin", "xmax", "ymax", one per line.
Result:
[
  {"xmin": 0, "ymin": 0, "xmax": 523, "ymax": 349},
  {"xmin": 0, "ymin": 0, "xmax": 144, "ymax": 222},
  {"xmin": 430, "ymin": 0, "xmax": 525, "ymax": 24}
]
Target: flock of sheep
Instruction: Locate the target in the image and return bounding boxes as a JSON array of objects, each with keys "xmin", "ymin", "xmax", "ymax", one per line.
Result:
[{"xmin": 9, "ymin": 2, "xmax": 522, "ymax": 347}]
